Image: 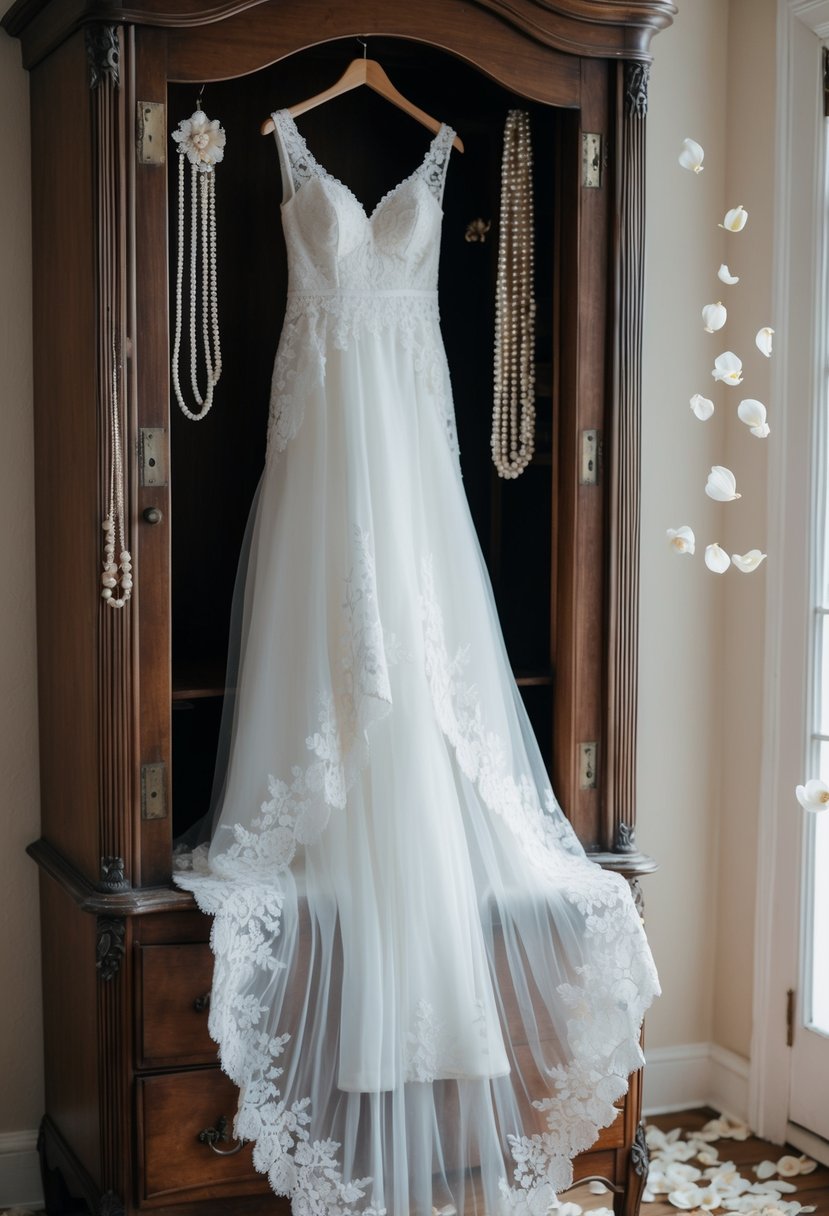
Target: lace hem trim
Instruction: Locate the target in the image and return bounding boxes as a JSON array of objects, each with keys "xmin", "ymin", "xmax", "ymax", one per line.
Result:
[{"xmin": 174, "ymin": 540, "xmax": 659, "ymax": 1215}]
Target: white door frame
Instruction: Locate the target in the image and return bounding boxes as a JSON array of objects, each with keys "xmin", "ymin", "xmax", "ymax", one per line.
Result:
[{"xmin": 750, "ymin": 0, "xmax": 829, "ymax": 1149}]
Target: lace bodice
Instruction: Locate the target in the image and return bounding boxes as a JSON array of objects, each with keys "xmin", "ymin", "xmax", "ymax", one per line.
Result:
[
  {"xmin": 266, "ymin": 110, "xmax": 459, "ymax": 460},
  {"xmin": 271, "ymin": 109, "xmax": 454, "ymax": 296}
]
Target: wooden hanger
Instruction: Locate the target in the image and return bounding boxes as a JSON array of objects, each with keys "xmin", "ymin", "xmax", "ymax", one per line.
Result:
[{"xmin": 260, "ymin": 41, "xmax": 464, "ymax": 152}]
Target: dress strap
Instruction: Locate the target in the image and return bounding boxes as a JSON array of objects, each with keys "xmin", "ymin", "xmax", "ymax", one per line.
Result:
[
  {"xmin": 417, "ymin": 124, "xmax": 456, "ymax": 208},
  {"xmin": 270, "ymin": 110, "xmax": 316, "ymax": 204}
]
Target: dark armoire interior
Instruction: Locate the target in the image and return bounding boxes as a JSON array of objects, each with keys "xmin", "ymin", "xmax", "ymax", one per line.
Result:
[
  {"xmin": 1, "ymin": 3, "xmax": 676, "ymax": 1214},
  {"xmin": 169, "ymin": 44, "xmax": 562, "ymax": 839}
]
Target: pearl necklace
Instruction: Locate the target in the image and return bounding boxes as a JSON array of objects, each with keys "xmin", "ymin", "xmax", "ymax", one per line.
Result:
[
  {"xmin": 101, "ymin": 329, "xmax": 132, "ymax": 608},
  {"xmin": 492, "ymin": 110, "xmax": 536, "ymax": 479},
  {"xmin": 171, "ymin": 111, "xmax": 224, "ymax": 421}
]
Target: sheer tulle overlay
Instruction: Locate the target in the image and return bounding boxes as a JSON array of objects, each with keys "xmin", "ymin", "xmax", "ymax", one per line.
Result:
[{"xmin": 174, "ymin": 111, "xmax": 660, "ymax": 1216}]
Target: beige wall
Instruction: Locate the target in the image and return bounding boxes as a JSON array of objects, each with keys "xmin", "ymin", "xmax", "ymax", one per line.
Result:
[
  {"xmin": 639, "ymin": 0, "xmax": 729, "ymax": 1050},
  {"xmin": 0, "ymin": 18, "xmax": 43, "ymax": 1134},
  {"xmin": 0, "ymin": 0, "xmax": 778, "ymax": 1147},
  {"xmin": 714, "ymin": 0, "xmax": 777, "ymax": 1061}
]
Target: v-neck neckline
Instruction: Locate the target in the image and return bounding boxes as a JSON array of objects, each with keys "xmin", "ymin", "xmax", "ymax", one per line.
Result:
[{"xmin": 277, "ymin": 109, "xmax": 447, "ymax": 221}]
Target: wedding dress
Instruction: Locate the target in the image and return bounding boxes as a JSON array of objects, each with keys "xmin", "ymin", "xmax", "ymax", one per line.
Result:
[{"xmin": 175, "ymin": 109, "xmax": 660, "ymax": 1216}]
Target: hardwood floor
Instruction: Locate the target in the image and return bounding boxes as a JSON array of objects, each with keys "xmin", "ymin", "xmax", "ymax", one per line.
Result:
[
  {"xmin": 3, "ymin": 1108, "xmax": 828, "ymax": 1216},
  {"xmin": 564, "ymin": 1109, "xmax": 829, "ymax": 1216}
]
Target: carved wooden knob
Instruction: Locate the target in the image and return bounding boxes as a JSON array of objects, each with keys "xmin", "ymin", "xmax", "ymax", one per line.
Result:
[
  {"xmin": 142, "ymin": 506, "xmax": 163, "ymax": 525},
  {"xmin": 193, "ymin": 992, "xmax": 211, "ymax": 1012}
]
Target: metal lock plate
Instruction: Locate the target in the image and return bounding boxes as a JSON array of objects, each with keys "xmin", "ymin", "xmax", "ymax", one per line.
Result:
[
  {"xmin": 141, "ymin": 762, "xmax": 167, "ymax": 820},
  {"xmin": 139, "ymin": 428, "xmax": 167, "ymax": 487}
]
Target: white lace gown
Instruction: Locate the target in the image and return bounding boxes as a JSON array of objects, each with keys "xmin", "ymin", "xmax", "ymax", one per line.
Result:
[{"xmin": 175, "ymin": 110, "xmax": 660, "ymax": 1216}]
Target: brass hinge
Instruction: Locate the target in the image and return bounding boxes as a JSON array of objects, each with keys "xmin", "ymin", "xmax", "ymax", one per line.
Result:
[
  {"xmin": 137, "ymin": 101, "xmax": 165, "ymax": 165},
  {"xmin": 580, "ymin": 429, "xmax": 600, "ymax": 484},
  {"xmin": 786, "ymin": 988, "xmax": 795, "ymax": 1047},
  {"xmin": 579, "ymin": 742, "xmax": 598, "ymax": 789},
  {"xmin": 582, "ymin": 133, "xmax": 603, "ymax": 188}
]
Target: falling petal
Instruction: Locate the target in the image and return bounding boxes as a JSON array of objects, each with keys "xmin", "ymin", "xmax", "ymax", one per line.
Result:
[
  {"xmin": 702, "ymin": 302, "xmax": 727, "ymax": 333},
  {"xmin": 667, "ymin": 526, "xmax": 696, "ymax": 555},
  {"xmin": 679, "ymin": 137, "xmax": 705, "ymax": 173},
  {"xmin": 712, "ymin": 351, "xmax": 744, "ymax": 386},
  {"xmin": 705, "ymin": 466, "xmax": 741, "ymax": 501},
  {"xmin": 756, "ymin": 327, "xmax": 775, "ymax": 357},
  {"xmin": 718, "ymin": 264, "xmax": 740, "ymax": 285},
  {"xmin": 720, "ymin": 205, "xmax": 748, "ymax": 232},
  {"xmin": 796, "ymin": 779, "xmax": 829, "ymax": 812},
  {"xmin": 737, "ymin": 399, "xmax": 771, "ymax": 438},
  {"xmin": 732, "ymin": 550, "xmax": 767, "ymax": 573},
  {"xmin": 691, "ymin": 394, "xmax": 715, "ymax": 420},
  {"xmin": 705, "ymin": 543, "xmax": 731, "ymax": 573}
]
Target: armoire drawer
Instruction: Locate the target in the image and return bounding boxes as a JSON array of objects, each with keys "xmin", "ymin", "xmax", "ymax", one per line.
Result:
[
  {"xmin": 136, "ymin": 1068, "xmax": 270, "ymax": 1206},
  {"xmin": 136, "ymin": 942, "xmax": 216, "ymax": 1068}
]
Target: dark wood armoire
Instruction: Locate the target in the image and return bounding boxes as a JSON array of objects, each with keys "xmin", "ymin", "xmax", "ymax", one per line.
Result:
[{"xmin": 1, "ymin": 3, "xmax": 675, "ymax": 1214}]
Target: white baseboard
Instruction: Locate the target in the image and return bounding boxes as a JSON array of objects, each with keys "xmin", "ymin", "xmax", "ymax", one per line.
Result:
[
  {"xmin": 643, "ymin": 1041, "xmax": 751, "ymax": 1124},
  {"xmin": 0, "ymin": 1130, "xmax": 44, "ymax": 1211}
]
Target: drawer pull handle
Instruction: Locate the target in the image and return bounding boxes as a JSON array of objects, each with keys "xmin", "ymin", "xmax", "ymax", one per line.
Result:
[
  {"xmin": 198, "ymin": 1115, "xmax": 245, "ymax": 1156},
  {"xmin": 193, "ymin": 992, "xmax": 211, "ymax": 1012}
]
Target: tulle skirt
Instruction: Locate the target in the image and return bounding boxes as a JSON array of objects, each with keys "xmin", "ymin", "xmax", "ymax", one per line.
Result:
[{"xmin": 175, "ymin": 308, "xmax": 660, "ymax": 1216}]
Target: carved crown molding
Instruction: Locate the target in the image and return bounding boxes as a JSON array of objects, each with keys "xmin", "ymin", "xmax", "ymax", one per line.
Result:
[{"xmin": 3, "ymin": 0, "xmax": 676, "ymax": 71}]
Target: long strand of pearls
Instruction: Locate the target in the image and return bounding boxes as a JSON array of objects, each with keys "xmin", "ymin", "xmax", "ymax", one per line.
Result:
[
  {"xmin": 492, "ymin": 109, "xmax": 536, "ymax": 479},
  {"xmin": 101, "ymin": 328, "xmax": 133, "ymax": 608},
  {"xmin": 171, "ymin": 109, "xmax": 224, "ymax": 421}
]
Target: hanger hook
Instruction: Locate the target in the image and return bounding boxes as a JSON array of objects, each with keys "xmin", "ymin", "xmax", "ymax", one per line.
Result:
[
  {"xmin": 196, "ymin": 83, "xmax": 206, "ymax": 112},
  {"xmin": 357, "ymin": 37, "xmax": 368, "ymax": 60}
]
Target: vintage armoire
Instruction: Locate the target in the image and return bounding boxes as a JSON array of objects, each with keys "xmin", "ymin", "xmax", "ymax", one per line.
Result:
[{"xmin": 1, "ymin": 2, "xmax": 675, "ymax": 1214}]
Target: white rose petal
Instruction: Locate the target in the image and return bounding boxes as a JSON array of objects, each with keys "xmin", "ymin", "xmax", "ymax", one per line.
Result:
[
  {"xmin": 679, "ymin": 137, "xmax": 705, "ymax": 173},
  {"xmin": 669, "ymin": 1186, "xmax": 704, "ymax": 1210},
  {"xmin": 718, "ymin": 264, "xmax": 740, "ymax": 285},
  {"xmin": 755, "ymin": 1162, "xmax": 779, "ymax": 1181},
  {"xmin": 588, "ymin": 1182, "xmax": 609, "ymax": 1195},
  {"xmin": 797, "ymin": 779, "xmax": 829, "ymax": 811},
  {"xmin": 665, "ymin": 1164, "xmax": 703, "ymax": 1185},
  {"xmin": 556, "ymin": 1203, "xmax": 582, "ymax": 1216},
  {"xmin": 691, "ymin": 393, "xmax": 715, "ymax": 420},
  {"xmin": 702, "ymin": 302, "xmax": 728, "ymax": 333},
  {"xmin": 697, "ymin": 1148, "xmax": 721, "ymax": 1166},
  {"xmin": 795, "ymin": 779, "xmax": 829, "ymax": 812},
  {"xmin": 756, "ymin": 327, "xmax": 775, "ymax": 357},
  {"xmin": 737, "ymin": 398, "xmax": 766, "ymax": 428},
  {"xmin": 705, "ymin": 466, "xmax": 741, "ymax": 501},
  {"xmin": 667, "ymin": 526, "xmax": 696, "ymax": 556},
  {"xmin": 705, "ymin": 543, "xmax": 731, "ymax": 573},
  {"xmin": 732, "ymin": 550, "xmax": 767, "ymax": 573},
  {"xmin": 642, "ymin": 1191, "xmax": 656, "ymax": 1204},
  {"xmin": 721, "ymin": 205, "xmax": 749, "ymax": 232},
  {"xmin": 712, "ymin": 351, "xmax": 744, "ymax": 386}
]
